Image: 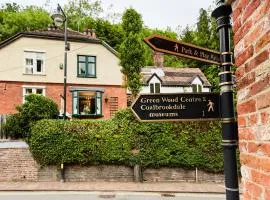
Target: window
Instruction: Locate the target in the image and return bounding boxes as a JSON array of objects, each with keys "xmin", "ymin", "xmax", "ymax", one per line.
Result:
[
  {"xmin": 155, "ymin": 83, "xmax": 160, "ymax": 93},
  {"xmin": 72, "ymin": 90, "xmax": 102, "ymax": 117},
  {"xmin": 22, "ymin": 86, "xmax": 45, "ymax": 102},
  {"xmin": 150, "ymin": 83, "xmax": 161, "ymax": 93},
  {"xmin": 192, "ymin": 84, "xmax": 202, "ymax": 93},
  {"xmin": 77, "ymin": 55, "xmax": 96, "ymax": 78},
  {"xmin": 24, "ymin": 51, "xmax": 45, "ymax": 74}
]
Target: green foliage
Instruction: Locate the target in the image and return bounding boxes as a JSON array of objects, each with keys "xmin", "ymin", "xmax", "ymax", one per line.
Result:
[
  {"xmin": 120, "ymin": 8, "xmax": 145, "ymax": 97},
  {"xmin": 29, "ymin": 119, "xmax": 133, "ymax": 165},
  {"xmin": 121, "ymin": 8, "xmax": 143, "ymax": 35},
  {"xmin": 29, "ymin": 109, "xmax": 223, "ymax": 172},
  {"xmin": 93, "ymin": 19, "xmax": 124, "ymax": 51},
  {"xmin": 64, "ymin": 0, "xmax": 103, "ymax": 21},
  {"xmin": 0, "ymin": 4, "xmax": 51, "ymax": 41},
  {"xmin": 17, "ymin": 94, "xmax": 59, "ymax": 121},
  {"xmin": 3, "ymin": 113, "xmax": 25, "ymax": 139},
  {"xmin": 4, "ymin": 94, "xmax": 59, "ymax": 139}
]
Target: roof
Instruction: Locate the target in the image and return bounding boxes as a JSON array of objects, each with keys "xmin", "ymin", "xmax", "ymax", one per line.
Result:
[
  {"xmin": 141, "ymin": 67, "xmax": 211, "ymax": 87},
  {"xmin": 0, "ymin": 28, "xmax": 118, "ymax": 56}
]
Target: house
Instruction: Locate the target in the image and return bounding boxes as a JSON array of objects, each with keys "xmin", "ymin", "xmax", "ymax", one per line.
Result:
[
  {"xmin": 0, "ymin": 28, "xmax": 127, "ymax": 119},
  {"xmin": 140, "ymin": 52, "xmax": 211, "ymax": 94},
  {"xmin": 140, "ymin": 67, "xmax": 212, "ymax": 94}
]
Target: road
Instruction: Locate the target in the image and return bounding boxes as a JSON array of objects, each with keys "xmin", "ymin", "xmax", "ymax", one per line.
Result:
[{"xmin": 0, "ymin": 191, "xmax": 226, "ymax": 200}]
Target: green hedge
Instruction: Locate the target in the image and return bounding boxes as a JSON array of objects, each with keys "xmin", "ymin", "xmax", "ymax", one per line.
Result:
[{"xmin": 29, "ymin": 109, "xmax": 223, "ymax": 172}]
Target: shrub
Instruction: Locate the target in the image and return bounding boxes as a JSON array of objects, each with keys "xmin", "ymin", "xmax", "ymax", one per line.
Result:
[
  {"xmin": 3, "ymin": 113, "xmax": 25, "ymax": 139},
  {"xmin": 4, "ymin": 94, "xmax": 59, "ymax": 139},
  {"xmin": 29, "ymin": 108, "xmax": 224, "ymax": 172}
]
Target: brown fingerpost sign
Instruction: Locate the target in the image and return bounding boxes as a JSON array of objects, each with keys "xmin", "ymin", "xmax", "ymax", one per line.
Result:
[
  {"xmin": 131, "ymin": 93, "xmax": 220, "ymax": 122},
  {"xmin": 144, "ymin": 35, "xmax": 221, "ymax": 65}
]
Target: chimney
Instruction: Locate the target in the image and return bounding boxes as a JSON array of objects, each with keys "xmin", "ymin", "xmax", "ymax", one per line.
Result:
[
  {"xmin": 83, "ymin": 29, "xmax": 97, "ymax": 38},
  {"xmin": 83, "ymin": 29, "xmax": 91, "ymax": 37},
  {"xmin": 91, "ymin": 29, "xmax": 96, "ymax": 38},
  {"xmin": 153, "ymin": 51, "xmax": 164, "ymax": 67}
]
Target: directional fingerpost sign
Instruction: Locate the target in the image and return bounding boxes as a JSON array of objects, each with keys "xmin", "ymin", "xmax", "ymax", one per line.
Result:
[
  {"xmin": 131, "ymin": 93, "xmax": 220, "ymax": 122},
  {"xmin": 144, "ymin": 35, "xmax": 221, "ymax": 65}
]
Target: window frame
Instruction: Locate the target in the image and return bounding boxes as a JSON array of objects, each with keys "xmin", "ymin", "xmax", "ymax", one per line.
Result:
[
  {"xmin": 77, "ymin": 55, "xmax": 96, "ymax": 78},
  {"xmin": 24, "ymin": 51, "xmax": 45, "ymax": 75},
  {"xmin": 22, "ymin": 86, "xmax": 46, "ymax": 103},
  {"xmin": 150, "ymin": 83, "xmax": 161, "ymax": 93},
  {"xmin": 72, "ymin": 89, "xmax": 103, "ymax": 118},
  {"xmin": 192, "ymin": 84, "xmax": 202, "ymax": 93}
]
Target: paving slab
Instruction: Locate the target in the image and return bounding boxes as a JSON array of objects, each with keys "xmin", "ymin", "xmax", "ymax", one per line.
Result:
[{"xmin": 0, "ymin": 181, "xmax": 226, "ymax": 193}]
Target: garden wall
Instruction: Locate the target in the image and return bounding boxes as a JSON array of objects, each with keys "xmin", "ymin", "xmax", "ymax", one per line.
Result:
[{"xmin": 0, "ymin": 141, "xmax": 224, "ymax": 183}]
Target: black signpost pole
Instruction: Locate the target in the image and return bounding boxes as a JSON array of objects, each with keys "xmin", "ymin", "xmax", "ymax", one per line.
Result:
[{"xmin": 212, "ymin": 1, "xmax": 239, "ymax": 200}]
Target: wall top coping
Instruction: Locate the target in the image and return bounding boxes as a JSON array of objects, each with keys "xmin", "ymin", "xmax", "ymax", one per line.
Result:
[{"xmin": 0, "ymin": 140, "xmax": 28, "ymax": 148}]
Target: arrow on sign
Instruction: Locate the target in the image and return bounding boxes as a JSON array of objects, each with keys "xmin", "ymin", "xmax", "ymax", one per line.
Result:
[
  {"xmin": 131, "ymin": 93, "xmax": 220, "ymax": 122},
  {"xmin": 144, "ymin": 35, "xmax": 221, "ymax": 65}
]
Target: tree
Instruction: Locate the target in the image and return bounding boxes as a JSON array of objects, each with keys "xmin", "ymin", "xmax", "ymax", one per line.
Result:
[
  {"xmin": 0, "ymin": 4, "xmax": 51, "ymax": 41},
  {"xmin": 92, "ymin": 19, "xmax": 124, "ymax": 51},
  {"xmin": 119, "ymin": 8, "xmax": 145, "ymax": 97},
  {"xmin": 177, "ymin": 8, "xmax": 221, "ymax": 91},
  {"xmin": 64, "ymin": 0, "xmax": 103, "ymax": 32}
]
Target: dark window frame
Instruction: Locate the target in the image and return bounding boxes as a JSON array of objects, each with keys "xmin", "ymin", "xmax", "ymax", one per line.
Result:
[
  {"xmin": 77, "ymin": 55, "xmax": 96, "ymax": 78},
  {"xmin": 150, "ymin": 83, "xmax": 161, "ymax": 93},
  {"xmin": 72, "ymin": 90, "xmax": 103, "ymax": 118}
]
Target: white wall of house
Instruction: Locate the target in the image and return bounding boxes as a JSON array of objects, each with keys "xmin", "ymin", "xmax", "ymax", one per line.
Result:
[
  {"xmin": 191, "ymin": 77, "xmax": 202, "ymax": 85},
  {"xmin": 0, "ymin": 37, "xmax": 123, "ymax": 86}
]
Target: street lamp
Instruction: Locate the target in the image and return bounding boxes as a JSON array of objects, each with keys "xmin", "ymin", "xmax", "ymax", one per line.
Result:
[{"xmin": 52, "ymin": 4, "xmax": 68, "ymax": 120}]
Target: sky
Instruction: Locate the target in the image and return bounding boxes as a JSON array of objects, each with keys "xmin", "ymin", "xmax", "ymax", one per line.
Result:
[{"xmin": 1, "ymin": 0, "xmax": 215, "ymax": 31}]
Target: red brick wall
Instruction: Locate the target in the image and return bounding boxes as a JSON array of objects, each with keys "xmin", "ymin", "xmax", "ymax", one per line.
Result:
[
  {"xmin": 0, "ymin": 81, "xmax": 127, "ymax": 119},
  {"xmin": 232, "ymin": 0, "xmax": 270, "ymax": 199}
]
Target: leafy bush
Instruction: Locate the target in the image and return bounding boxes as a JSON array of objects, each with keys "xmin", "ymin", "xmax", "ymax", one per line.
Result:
[
  {"xmin": 4, "ymin": 113, "xmax": 25, "ymax": 139},
  {"xmin": 29, "ymin": 108, "xmax": 223, "ymax": 172},
  {"xmin": 4, "ymin": 94, "xmax": 59, "ymax": 139}
]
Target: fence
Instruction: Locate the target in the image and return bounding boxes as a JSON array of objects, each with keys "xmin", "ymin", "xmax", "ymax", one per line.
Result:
[{"xmin": 0, "ymin": 114, "xmax": 8, "ymax": 139}]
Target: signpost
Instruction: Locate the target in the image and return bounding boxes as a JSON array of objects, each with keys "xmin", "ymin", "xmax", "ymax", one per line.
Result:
[
  {"xmin": 144, "ymin": 35, "xmax": 221, "ymax": 65},
  {"xmin": 132, "ymin": 93, "xmax": 220, "ymax": 122},
  {"xmin": 136, "ymin": 1, "xmax": 239, "ymax": 199}
]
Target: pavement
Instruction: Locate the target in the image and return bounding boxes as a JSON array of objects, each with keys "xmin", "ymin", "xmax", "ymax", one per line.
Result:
[{"xmin": 0, "ymin": 181, "xmax": 228, "ymax": 193}]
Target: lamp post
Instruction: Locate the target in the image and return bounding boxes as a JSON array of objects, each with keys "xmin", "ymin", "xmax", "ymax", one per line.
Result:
[{"xmin": 52, "ymin": 4, "xmax": 68, "ymax": 120}]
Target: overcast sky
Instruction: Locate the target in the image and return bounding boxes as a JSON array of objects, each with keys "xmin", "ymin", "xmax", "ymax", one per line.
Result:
[{"xmin": 1, "ymin": 0, "xmax": 215, "ymax": 31}]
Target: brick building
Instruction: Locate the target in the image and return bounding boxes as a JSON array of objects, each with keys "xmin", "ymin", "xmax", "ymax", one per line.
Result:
[
  {"xmin": 0, "ymin": 28, "xmax": 127, "ymax": 119},
  {"xmin": 232, "ymin": 0, "xmax": 270, "ymax": 199}
]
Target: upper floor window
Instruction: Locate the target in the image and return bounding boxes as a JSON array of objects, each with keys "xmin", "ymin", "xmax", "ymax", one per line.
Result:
[
  {"xmin": 77, "ymin": 55, "xmax": 96, "ymax": 78},
  {"xmin": 192, "ymin": 84, "xmax": 202, "ymax": 93},
  {"xmin": 22, "ymin": 86, "xmax": 45, "ymax": 103},
  {"xmin": 150, "ymin": 83, "xmax": 161, "ymax": 93},
  {"xmin": 24, "ymin": 51, "xmax": 45, "ymax": 75}
]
